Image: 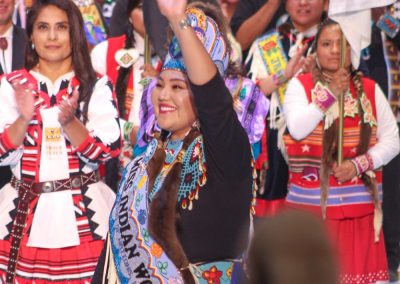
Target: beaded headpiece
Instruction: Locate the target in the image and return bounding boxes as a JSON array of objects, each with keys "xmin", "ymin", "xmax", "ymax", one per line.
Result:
[{"xmin": 162, "ymin": 7, "xmax": 229, "ymax": 76}]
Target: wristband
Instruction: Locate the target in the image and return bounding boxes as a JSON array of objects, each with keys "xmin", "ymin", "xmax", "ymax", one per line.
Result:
[
  {"xmin": 351, "ymin": 153, "xmax": 374, "ymax": 176},
  {"xmin": 311, "ymin": 81, "xmax": 337, "ymax": 113},
  {"xmin": 178, "ymin": 16, "xmax": 191, "ymax": 30}
]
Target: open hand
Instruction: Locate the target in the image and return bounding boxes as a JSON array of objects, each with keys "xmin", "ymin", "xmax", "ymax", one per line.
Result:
[
  {"xmin": 59, "ymin": 88, "xmax": 78, "ymax": 127},
  {"xmin": 11, "ymin": 78, "xmax": 36, "ymax": 122},
  {"xmin": 156, "ymin": 0, "xmax": 187, "ymax": 21}
]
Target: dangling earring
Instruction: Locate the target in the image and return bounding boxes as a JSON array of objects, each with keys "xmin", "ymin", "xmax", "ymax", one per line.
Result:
[
  {"xmin": 31, "ymin": 43, "xmax": 35, "ymax": 50},
  {"xmin": 192, "ymin": 120, "xmax": 200, "ymax": 131}
]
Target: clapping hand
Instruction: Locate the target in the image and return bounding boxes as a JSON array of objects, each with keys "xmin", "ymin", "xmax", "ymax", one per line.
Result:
[
  {"xmin": 301, "ymin": 54, "xmax": 317, "ymax": 74},
  {"xmin": 11, "ymin": 77, "xmax": 36, "ymax": 122},
  {"xmin": 59, "ymin": 88, "xmax": 78, "ymax": 127},
  {"xmin": 284, "ymin": 44, "xmax": 308, "ymax": 79}
]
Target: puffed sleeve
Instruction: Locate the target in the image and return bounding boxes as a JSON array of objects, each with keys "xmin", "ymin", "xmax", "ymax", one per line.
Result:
[
  {"xmin": 90, "ymin": 40, "xmax": 108, "ymax": 76},
  {"xmin": 0, "ymin": 76, "xmax": 24, "ymax": 165},
  {"xmin": 74, "ymin": 76, "xmax": 121, "ymax": 165},
  {"xmin": 283, "ymin": 77, "xmax": 325, "ymax": 140}
]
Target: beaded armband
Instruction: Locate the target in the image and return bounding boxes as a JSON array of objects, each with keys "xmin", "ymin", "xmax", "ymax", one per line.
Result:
[
  {"xmin": 351, "ymin": 153, "xmax": 374, "ymax": 176},
  {"xmin": 311, "ymin": 81, "xmax": 337, "ymax": 113},
  {"xmin": 123, "ymin": 121, "xmax": 134, "ymax": 142}
]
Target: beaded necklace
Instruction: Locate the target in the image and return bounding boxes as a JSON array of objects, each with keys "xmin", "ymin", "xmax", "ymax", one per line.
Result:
[{"xmin": 148, "ymin": 138, "xmax": 184, "ymax": 201}]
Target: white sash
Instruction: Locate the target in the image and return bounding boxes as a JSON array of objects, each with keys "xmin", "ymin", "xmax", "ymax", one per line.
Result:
[{"xmin": 39, "ymin": 107, "xmax": 69, "ymax": 182}]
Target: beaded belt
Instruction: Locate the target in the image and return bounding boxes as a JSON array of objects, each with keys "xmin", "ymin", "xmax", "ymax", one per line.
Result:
[
  {"xmin": 5, "ymin": 171, "xmax": 100, "ymax": 284},
  {"xmin": 182, "ymin": 260, "xmax": 240, "ymax": 283}
]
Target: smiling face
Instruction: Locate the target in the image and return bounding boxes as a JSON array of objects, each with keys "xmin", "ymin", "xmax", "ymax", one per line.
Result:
[
  {"xmin": 151, "ymin": 70, "xmax": 197, "ymax": 140},
  {"xmin": 285, "ymin": 0, "xmax": 328, "ymax": 32},
  {"xmin": 31, "ymin": 5, "xmax": 72, "ymax": 66},
  {"xmin": 316, "ymin": 23, "xmax": 351, "ymax": 74}
]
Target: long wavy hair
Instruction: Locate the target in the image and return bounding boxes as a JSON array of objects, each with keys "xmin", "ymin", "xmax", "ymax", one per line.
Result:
[
  {"xmin": 115, "ymin": 0, "xmax": 141, "ymax": 118},
  {"xmin": 312, "ymin": 18, "xmax": 376, "ymax": 216},
  {"xmin": 25, "ymin": 0, "xmax": 97, "ymax": 123}
]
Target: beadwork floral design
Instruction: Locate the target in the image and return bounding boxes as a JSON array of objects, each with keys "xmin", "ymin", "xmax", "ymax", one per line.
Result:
[{"xmin": 202, "ymin": 266, "xmax": 223, "ymax": 284}]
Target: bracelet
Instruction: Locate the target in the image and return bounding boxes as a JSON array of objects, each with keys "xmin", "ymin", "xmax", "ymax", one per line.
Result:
[
  {"xmin": 272, "ymin": 71, "xmax": 286, "ymax": 87},
  {"xmin": 178, "ymin": 16, "xmax": 191, "ymax": 30},
  {"xmin": 351, "ymin": 153, "xmax": 374, "ymax": 176}
]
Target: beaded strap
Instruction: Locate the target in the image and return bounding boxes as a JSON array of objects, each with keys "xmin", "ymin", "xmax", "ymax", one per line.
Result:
[{"xmin": 6, "ymin": 184, "xmax": 39, "ymax": 283}]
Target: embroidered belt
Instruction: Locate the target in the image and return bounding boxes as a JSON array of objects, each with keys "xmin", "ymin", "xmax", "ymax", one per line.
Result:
[
  {"xmin": 10, "ymin": 170, "xmax": 100, "ymax": 194},
  {"xmin": 5, "ymin": 171, "xmax": 100, "ymax": 283},
  {"xmin": 185, "ymin": 260, "xmax": 238, "ymax": 283}
]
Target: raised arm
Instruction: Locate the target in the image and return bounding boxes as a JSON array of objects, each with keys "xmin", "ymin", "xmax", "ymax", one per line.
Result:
[{"xmin": 156, "ymin": 0, "xmax": 216, "ymax": 85}]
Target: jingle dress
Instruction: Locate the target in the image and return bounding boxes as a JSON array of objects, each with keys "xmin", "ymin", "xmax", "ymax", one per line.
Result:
[
  {"xmin": 0, "ymin": 69, "xmax": 121, "ymax": 283},
  {"xmin": 97, "ymin": 72, "xmax": 254, "ymax": 283},
  {"xmin": 283, "ymin": 73, "xmax": 400, "ymax": 284}
]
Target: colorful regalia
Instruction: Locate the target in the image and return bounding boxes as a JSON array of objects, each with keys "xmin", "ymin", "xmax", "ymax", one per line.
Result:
[
  {"xmin": 283, "ymin": 73, "xmax": 400, "ymax": 284},
  {"xmin": 246, "ymin": 23, "xmax": 318, "ymax": 216},
  {"xmin": 0, "ymin": 69, "xmax": 121, "ymax": 283},
  {"xmin": 95, "ymin": 8, "xmax": 255, "ymax": 284}
]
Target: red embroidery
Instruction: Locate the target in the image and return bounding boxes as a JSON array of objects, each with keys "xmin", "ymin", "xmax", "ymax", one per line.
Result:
[{"xmin": 202, "ymin": 266, "xmax": 223, "ymax": 284}]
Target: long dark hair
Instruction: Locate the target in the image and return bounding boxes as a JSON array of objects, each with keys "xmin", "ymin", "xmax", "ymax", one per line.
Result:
[
  {"xmin": 313, "ymin": 18, "xmax": 375, "ymax": 216},
  {"xmin": 115, "ymin": 0, "xmax": 141, "ymax": 118},
  {"xmin": 25, "ymin": 0, "xmax": 97, "ymax": 123}
]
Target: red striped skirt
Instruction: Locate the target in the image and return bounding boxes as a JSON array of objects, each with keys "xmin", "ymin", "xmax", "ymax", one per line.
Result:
[
  {"xmin": 0, "ymin": 238, "xmax": 104, "ymax": 283},
  {"xmin": 0, "ymin": 183, "xmax": 112, "ymax": 283}
]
